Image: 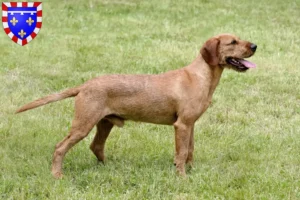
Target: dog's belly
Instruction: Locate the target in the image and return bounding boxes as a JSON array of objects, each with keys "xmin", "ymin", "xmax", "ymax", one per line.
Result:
[
  {"xmin": 120, "ymin": 111, "xmax": 177, "ymax": 125},
  {"xmin": 108, "ymin": 96, "xmax": 178, "ymax": 125}
]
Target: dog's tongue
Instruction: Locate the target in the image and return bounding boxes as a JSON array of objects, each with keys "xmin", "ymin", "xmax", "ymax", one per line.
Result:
[{"xmin": 239, "ymin": 59, "xmax": 256, "ymax": 68}]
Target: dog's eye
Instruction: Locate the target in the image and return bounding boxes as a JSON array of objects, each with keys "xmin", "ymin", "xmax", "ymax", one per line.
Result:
[{"xmin": 230, "ymin": 40, "xmax": 237, "ymax": 45}]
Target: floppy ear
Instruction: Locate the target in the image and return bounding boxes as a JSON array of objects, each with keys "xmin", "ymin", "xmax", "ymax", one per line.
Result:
[{"xmin": 200, "ymin": 38, "xmax": 220, "ymax": 66}]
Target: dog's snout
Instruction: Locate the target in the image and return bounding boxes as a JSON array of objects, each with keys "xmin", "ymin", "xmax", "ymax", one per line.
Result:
[{"xmin": 250, "ymin": 43, "xmax": 257, "ymax": 52}]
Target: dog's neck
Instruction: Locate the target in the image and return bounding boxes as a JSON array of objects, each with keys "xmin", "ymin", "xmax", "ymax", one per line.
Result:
[{"xmin": 187, "ymin": 54, "xmax": 224, "ymax": 98}]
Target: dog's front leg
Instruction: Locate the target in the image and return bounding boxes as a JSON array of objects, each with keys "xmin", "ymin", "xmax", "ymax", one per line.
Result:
[
  {"xmin": 174, "ymin": 119, "xmax": 193, "ymax": 176},
  {"xmin": 186, "ymin": 124, "xmax": 194, "ymax": 167}
]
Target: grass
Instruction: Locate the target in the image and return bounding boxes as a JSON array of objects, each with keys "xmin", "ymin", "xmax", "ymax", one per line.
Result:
[{"xmin": 1, "ymin": 0, "xmax": 300, "ymax": 199}]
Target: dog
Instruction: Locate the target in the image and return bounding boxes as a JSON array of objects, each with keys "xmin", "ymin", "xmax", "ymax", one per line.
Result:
[{"xmin": 16, "ymin": 34, "xmax": 257, "ymax": 178}]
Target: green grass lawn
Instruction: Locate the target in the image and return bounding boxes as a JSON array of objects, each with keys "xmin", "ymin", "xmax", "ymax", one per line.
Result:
[{"xmin": 1, "ymin": 0, "xmax": 300, "ymax": 199}]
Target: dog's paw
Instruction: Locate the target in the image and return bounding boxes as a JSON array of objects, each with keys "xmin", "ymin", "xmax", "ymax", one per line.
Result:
[{"xmin": 52, "ymin": 171, "xmax": 63, "ymax": 179}]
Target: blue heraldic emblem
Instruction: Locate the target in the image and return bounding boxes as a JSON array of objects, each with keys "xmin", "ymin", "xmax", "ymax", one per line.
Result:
[{"xmin": 2, "ymin": 2, "xmax": 42, "ymax": 46}]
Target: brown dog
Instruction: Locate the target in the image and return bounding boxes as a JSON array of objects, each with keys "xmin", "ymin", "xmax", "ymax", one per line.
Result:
[{"xmin": 16, "ymin": 34, "xmax": 257, "ymax": 178}]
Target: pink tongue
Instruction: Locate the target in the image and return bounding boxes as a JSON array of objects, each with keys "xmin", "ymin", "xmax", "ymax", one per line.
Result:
[{"xmin": 239, "ymin": 59, "xmax": 256, "ymax": 68}]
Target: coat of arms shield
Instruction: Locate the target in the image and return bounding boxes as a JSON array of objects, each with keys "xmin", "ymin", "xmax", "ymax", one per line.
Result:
[{"xmin": 2, "ymin": 2, "xmax": 42, "ymax": 46}]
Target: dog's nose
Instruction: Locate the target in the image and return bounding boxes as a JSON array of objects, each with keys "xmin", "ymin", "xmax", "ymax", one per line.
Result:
[{"xmin": 250, "ymin": 43, "xmax": 257, "ymax": 52}]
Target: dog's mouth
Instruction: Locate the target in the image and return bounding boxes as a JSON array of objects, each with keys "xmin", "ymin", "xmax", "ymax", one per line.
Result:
[{"xmin": 226, "ymin": 57, "xmax": 256, "ymax": 72}]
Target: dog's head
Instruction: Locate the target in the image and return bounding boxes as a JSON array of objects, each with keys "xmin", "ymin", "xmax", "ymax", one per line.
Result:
[{"xmin": 200, "ymin": 34, "xmax": 257, "ymax": 72}]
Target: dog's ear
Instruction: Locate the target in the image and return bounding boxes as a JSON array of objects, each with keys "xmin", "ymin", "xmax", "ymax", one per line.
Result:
[{"xmin": 200, "ymin": 38, "xmax": 220, "ymax": 66}]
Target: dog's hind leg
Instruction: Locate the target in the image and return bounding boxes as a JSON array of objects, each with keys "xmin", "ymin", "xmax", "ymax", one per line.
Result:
[
  {"xmin": 51, "ymin": 95, "xmax": 104, "ymax": 179},
  {"xmin": 90, "ymin": 119, "xmax": 114, "ymax": 162}
]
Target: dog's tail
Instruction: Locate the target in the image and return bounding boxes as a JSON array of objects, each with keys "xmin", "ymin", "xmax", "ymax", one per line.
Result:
[{"xmin": 15, "ymin": 86, "xmax": 81, "ymax": 114}]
